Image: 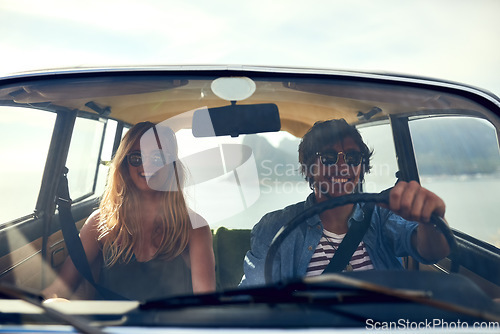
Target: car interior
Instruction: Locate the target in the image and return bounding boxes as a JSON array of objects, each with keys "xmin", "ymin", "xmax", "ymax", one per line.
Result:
[{"xmin": 0, "ymin": 68, "xmax": 499, "ymax": 327}]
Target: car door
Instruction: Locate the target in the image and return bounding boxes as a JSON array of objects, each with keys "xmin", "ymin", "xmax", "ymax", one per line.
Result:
[
  {"xmin": 0, "ymin": 103, "xmax": 123, "ymax": 294},
  {"xmin": 409, "ymin": 115, "xmax": 500, "ymax": 297},
  {"xmin": 0, "ymin": 106, "xmax": 57, "ymax": 290},
  {"xmin": 361, "ymin": 113, "xmax": 500, "ymax": 298}
]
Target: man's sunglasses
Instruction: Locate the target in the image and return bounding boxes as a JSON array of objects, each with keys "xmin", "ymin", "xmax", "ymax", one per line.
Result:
[
  {"xmin": 316, "ymin": 150, "xmax": 363, "ymax": 167},
  {"xmin": 127, "ymin": 150, "xmax": 170, "ymax": 167}
]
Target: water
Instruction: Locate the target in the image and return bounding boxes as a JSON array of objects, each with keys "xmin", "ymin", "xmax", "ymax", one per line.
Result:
[
  {"xmin": 421, "ymin": 175, "xmax": 500, "ymax": 247},
  {"xmin": 207, "ymin": 176, "xmax": 500, "ymax": 249},
  {"xmin": 2, "ymin": 173, "xmax": 499, "ymax": 249}
]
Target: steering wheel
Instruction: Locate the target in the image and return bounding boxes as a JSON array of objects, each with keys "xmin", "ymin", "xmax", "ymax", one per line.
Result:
[{"xmin": 264, "ymin": 188, "xmax": 459, "ymax": 284}]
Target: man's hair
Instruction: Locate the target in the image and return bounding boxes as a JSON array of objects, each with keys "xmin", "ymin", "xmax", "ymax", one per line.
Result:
[{"xmin": 298, "ymin": 119, "xmax": 373, "ymax": 187}]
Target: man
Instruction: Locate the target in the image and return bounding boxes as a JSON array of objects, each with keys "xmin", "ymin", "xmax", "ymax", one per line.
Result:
[{"xmin": 240, "ymin": 119, "xmax": 449, "ymax": 287}]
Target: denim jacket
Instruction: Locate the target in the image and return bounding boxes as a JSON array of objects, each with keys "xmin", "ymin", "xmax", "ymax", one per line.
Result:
[{"xmin": 239, "ymin": 193, "xmax": 431, "ymax": 287}]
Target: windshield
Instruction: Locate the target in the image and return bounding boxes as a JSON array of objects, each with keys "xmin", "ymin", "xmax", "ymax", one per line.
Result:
[{"xmin": 1, "ymin": 70, "xmax": 500, "ymax": 330}]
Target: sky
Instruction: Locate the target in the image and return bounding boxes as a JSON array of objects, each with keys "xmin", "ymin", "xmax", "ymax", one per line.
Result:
[{"xmin": 1, "ymin": 0, "xmax": 499, "ymax": 96}]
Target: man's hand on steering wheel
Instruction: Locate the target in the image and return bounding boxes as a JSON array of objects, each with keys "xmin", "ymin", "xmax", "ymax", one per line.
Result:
[
  {"xmin": 387, "ymin": 180, "xmax": 446, "ymax": 225},
  {"xmin": 387, "ymin": 181, "xmax": 450, "ymax": 261}
]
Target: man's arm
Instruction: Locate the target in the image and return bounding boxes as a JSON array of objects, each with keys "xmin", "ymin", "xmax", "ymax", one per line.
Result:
[{"xmin": 389, "ymin": 181, "xmax": 450, "ymax": 262}]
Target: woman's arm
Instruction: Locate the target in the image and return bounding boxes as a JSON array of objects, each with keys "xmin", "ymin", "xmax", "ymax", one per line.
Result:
[
  {"xmin": 42, "ymin": 210, "xmax": 102, "ymax": 299},
  {"xmin": 189, "ymin": 222, "xmax": 216, "ymax": 294},
  {"xmin": 388, "ymin": 181, "xmax": 450, "ymax": 262}
]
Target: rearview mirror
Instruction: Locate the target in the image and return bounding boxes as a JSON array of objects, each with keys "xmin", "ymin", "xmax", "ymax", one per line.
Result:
[{"xmin": 192, "ymin": 103, "xmax": 281, "ymax": 137}]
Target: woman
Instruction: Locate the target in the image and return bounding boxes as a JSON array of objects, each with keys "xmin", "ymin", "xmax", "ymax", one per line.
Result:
[
  {"xmin": 44, "ymin": 121, "xmax": 215, "ymax": 300},
  {"xmin": 240, "ymin": 119, "xmax": 450, "ymax": 286}
]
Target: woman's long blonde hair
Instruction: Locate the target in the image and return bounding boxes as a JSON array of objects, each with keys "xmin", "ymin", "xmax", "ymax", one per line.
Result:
[{"xmin": 97, "ymin": 121, "xmax": 191, "ymax": 266}]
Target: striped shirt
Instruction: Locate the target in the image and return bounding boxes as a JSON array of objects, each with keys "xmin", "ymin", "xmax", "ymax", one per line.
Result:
[{"xmin": 306, "ymin": 229, "xmax": 374, "ymax": 276}]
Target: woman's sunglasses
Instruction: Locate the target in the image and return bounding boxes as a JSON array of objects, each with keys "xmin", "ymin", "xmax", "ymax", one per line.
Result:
[
  {"xmin": 127, "ymin": 150, "xmax": 170, "ymax": 167},
  {"xmin": 316, "ymin": 150, "xmax": 363, "ymax": 167}
]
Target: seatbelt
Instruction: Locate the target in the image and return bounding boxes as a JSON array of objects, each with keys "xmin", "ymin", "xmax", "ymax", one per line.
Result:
[
  {"xmin": 56, "ymin": 167, "xmax": 127, "ymax": 300},
  {"xmin": 322, "ymin": 202, "xmax": 375, "ymax": 273}
]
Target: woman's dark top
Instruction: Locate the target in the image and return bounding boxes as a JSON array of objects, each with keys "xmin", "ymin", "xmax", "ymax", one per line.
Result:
[{"xmin": 98, "ymin": 252, "xmax": 192, "ymax": 301}]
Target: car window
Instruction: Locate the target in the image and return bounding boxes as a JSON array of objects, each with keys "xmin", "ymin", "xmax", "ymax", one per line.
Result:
[
  {"xmin": 358, "ymin": 122, "xmax": 399, "ymax": 193},
  {"xmin": 65, "ymin": 116, "xmax": 106, "ymax": 201},
  {"xmin": 0, "ymin": 106, "xmax": 55, "ymax": 224},
  {"xmin": 100, "ymin": 119, "xmax": 117, "ymax": 163},
  {"xmin": 179, "ymin": 122, "xmax": 400, "ymax": 231},
  {"xmin": 410, "ymin": 116, "xmax": 500, "ymax": 247},
  {"xmin": 177, "ymin": 129, "xmax": 308, "ymax": 230}
]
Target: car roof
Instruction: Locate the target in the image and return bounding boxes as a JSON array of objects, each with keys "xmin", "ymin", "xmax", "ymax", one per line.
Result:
[{"xmin": 2, "ymin": 65, "xmax": 499, "ymax": 137}]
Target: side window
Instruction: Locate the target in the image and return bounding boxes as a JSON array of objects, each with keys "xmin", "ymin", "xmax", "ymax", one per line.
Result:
[
  {"xmin": 0, "ymin": 107, "xmax": 56, "ymax": 224},
  {"xmin": 66, "ymin": 117, "xmax": 117, "ymax": 201},
  {"xmin": 96, "ymin": 119, "xmax": 120, "ymax": 196},
  {"xmin": 409, "ymin": 116, "xmax": 500, "ymax": 247},
  {"xmin": 358, "ymin": 123, "xmax": 399, "ymax": 193}
]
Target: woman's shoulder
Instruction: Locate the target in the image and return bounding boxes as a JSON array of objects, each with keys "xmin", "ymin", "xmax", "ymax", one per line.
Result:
[
  {"xmin": 79, "ymin": 209, "xmax": 104, "ymax": 243},
  {"xmin": 81, "ymin": 209, "xmax": 104, "ymax": 236},
  {"xmin": 187, "ymin": 208, "xmax": 209, "ymax": 229},
  {"xmin": 85, "ymin": 209, "xmax": 101, "ymax": 226},
  {"xmin": 187, "ymin": 210, "xmax": 212, "ymax": 242}
]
